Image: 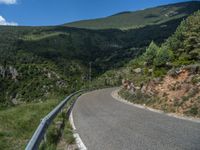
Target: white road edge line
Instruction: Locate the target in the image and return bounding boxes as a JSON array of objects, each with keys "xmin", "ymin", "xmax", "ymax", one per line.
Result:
[
  {"xmin": 69, "ymin": 110, "xmax": 87, "ymax": 150},
  {"xmin": 111, "ymin": 88, "xmax": 200, "ymax": 123},
  {"xmin": 69, "ymin": 110, "xmax": 76, "ymax": 130}
]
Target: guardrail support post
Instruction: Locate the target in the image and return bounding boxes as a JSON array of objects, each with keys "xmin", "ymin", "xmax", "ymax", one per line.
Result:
[{"xmin": 44, "ymin": 133, "xmax": 47, "ymax": 143}]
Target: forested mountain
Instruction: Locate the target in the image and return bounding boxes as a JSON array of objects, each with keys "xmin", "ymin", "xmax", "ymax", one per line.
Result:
[
  {"xmin": 0, "ymin": 16, "xmax": 183, "ymax": 107},
  {"xmin": 0, "ymin": 1, "xmax": 199, "ymax": 107},
  {"xmin": 65, "ymin": 1, "xmax": 200, "ymax": 30}
]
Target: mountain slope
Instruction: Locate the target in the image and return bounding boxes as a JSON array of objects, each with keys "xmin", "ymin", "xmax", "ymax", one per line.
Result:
[
  {"xmin": 1, "ymin": 2, "xmax": 199, "ymax": 107},
  {"xmin": 116, "ymin": 10, "xmax": 200, "ymax": 118},
  {"xmin": 0, "ymin": 16, "xmax": 183, "ymax": 107},
  {"xmin": 65, "ymin": 1, "xmax": 200, "ymax": 30}
]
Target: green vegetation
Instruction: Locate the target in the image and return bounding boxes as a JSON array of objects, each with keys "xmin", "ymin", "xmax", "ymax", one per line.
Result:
[
  {"xmin": 188, "ymin": 106, "xmax": 199, "ymax": 116},
  {"xmin": 0, "ymin": 92, "xmax": 82, "ymax": 150},
  {"xmin": 65, "ymin": 1, "xmax": 200, "ymax": 30},
  {"xmin": 0, "ymin": 13, "xmax": 183, "ymax": 107},
  {"xmin": 0, "ymin": 3, "xmax": 199, "ymax": 107},
  {"xmin": 0, "ymin": 2, "xmax": 200, "ymax": 149},
  {"xmin": 164, "ymin": 11, "xmax": 200, "ymax": 66},
  {"xmin": 144, "ymin": 41, "xmax": 159, "ymax": 66},
  {"xmin": 63, "ymin": 121, "xmax": 75, "ymax": 145},
  {"xmin": 83, "ymin": 8, "xmax": 200, "ymax": 87},
  {"xmin": 117, "ymin": 10, "xmax": 200, "ymax": 117},
  {"xmin": 39, "ymin": 92, "xmax": 82, "ymax": 150},
  {"xmin": 147, "ymin": 10, "xmax": 200, "ymax": 68},
  {"xmin": 0, "ymin": 98, "xmax": 60, "ymax": 150},
  {"xmin": 39, "ymin": 113, "xmax": 72, "ymax": 150},
  {"xmin": 124, "ymin": 10, "xmax": 200, "ymax": 80},
  {"xmin": 40, "ymin": 112, "xmax": 66, "ymax": 150}
]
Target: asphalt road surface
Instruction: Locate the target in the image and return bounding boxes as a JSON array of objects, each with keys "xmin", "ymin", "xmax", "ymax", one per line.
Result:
[{"xmin": 72, "ymin": 88, "xmax": 200, "ymax": 150}]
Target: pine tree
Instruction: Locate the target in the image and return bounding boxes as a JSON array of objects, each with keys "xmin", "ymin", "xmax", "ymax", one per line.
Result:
[
  {"xmin": 144, "ymin": 41, "xmax": 159, "ymax": 66},
  {"xmin": 154, "ymin": 47, "xmax": 174, "ymax": 67}
]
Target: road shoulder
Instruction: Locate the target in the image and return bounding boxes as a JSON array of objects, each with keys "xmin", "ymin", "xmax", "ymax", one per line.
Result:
[{"xmin": 111, "ymin": 88, "xmax": 200, "ymax": 123}]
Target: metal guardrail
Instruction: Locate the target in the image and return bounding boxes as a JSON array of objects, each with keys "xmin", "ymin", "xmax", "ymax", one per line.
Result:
[{"xmin": 25, "ymin": 90, "xmax": 83, "ymax": 150}]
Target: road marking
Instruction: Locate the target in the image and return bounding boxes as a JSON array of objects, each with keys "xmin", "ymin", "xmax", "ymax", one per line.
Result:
[
  {"xmin": 74, "ymin": 133, "xmax": 87, "ymax": 150},
  {"xmin": 69, "ymin": 111, "xmax": 87, "ymax": 150},
  {"xmin": 69, "ymin": 110, "xmax": 76, "ymax": 130},
  {"xmin": 111, "ymin": 88, "xmax": 200, "ymax": 123}
]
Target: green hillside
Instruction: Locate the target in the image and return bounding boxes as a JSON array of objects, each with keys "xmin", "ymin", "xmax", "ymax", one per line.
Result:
[
  {"xmin": 106, "ymin": 10, "xmax": 200, "ymax": 117},
  {"xmin": 0, "ymin": 16, "xmax": 183, "ymax": 107},
  {"xmin": 99, "ymin": 10, "xmax": 200, "ymax": 85},
  {"xmin": 1, "ymin": 1, "xmax": 199, "ymax": 107},
  {"xmin": 65, "ymin": 1, "xmax": 200, "ymax": 30}
]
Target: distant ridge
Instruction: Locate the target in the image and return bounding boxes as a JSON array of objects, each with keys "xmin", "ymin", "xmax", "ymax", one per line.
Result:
[
  {"xmin": 65, "ymin": 1, "xmax": 200, "ymax": 30},
  {"xmin": 111, "ymin": 11, "xmax": 132, "ymax": 17}
]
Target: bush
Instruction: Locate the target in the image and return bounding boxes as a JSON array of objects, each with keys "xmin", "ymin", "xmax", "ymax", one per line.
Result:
[
  {"xmin": 192, "ymin": 75, "xmax": 200, "ymax": 84},
  {"xmin": 153, "ymin": 67, "xmax": 167, "ymax": 77},
  {"xmin": 188, "ymin": 107, "xmax": 199, "ymax": 116}
]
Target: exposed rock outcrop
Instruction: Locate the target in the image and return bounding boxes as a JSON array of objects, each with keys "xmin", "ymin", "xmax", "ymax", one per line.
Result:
[{"xmin": 0, "ymin": 65, "xmax": 19, "ymax": 81}]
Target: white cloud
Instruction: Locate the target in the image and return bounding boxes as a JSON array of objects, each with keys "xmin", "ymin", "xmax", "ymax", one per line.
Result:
[
  {"xmin": 0, "ymin": 0, "xmax": 17, "ymax": 5},
  {"xmin": 0, "ymin": 16, "xmax": 18, "ymax": 26}
]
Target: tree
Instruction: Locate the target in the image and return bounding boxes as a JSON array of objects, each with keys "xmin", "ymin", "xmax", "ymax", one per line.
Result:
[
  {"xmin": 154, "ymin": 47, "xmax": 174, "ymax": 67},
  {"xmin": 164, "ymin": 10, "xmax": 200, "ymax": 63},
  {"xmin": 144, "ymin": 41, "xmax": 159, "ymax": 66}
]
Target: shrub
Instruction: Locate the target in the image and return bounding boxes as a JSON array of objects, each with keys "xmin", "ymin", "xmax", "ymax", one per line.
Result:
[
  {"xmin": 188, "ymin": 107, "xmax": 199, "ymax": 116},
  {"xmin": 153, "ymin": 67, "xmax": 167, "ymax": 77}
]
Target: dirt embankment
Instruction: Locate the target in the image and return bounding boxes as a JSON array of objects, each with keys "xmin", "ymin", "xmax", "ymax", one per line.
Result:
[{"xmin": 121, "ymin": 65, "xmax": 200, "ymax": 117}]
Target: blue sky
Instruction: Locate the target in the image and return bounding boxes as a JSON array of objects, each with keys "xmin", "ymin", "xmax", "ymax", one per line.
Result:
[{"xmin": 0, "ymin": 0, "xmax": 195, "ymax": 26}]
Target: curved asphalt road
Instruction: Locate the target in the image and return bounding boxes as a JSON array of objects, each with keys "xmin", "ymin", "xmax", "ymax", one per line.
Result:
[{"xmin": 72, "ymin": 88, "xmax": 200, "ymax": 150}]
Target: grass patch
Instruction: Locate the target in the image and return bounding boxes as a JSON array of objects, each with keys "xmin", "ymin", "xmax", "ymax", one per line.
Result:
[
  {"xmin": 0, "ymin": 98, "xmax": 60, "ymax": 150},
  {"xmin": 22, "ymin": 32, "xmax": 69, "ymax": 41},
  {"xmin": 63, "ymin": 121, "xmax": 75, "ymax": 145}
]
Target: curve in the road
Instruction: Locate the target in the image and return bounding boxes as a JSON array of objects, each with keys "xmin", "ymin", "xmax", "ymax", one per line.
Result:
[{"xmin": 72, "ymin": 88, "xmax": 200, "ymax": 150}]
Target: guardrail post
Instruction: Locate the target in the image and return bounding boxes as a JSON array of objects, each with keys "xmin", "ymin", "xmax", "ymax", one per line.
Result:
[{"xmin": 43, "ymin": 133, "xmax": 47, "ymax": 143}]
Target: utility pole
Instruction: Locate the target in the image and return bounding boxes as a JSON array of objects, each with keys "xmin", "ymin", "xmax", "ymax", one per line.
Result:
[{"xmin": 89, "ymin": 62, "xmax": 92, "ymax": 89}]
